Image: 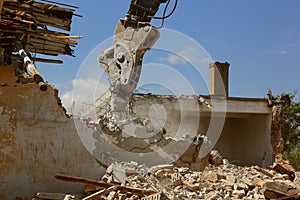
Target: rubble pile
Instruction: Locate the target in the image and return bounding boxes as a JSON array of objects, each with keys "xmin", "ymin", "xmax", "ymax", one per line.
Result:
[
  {"xmin": 93, "ymin": 162, "xmax": 300, "ymax": 200},
  {"xmin": 33, "ymin": 157, "xmax": 300, "ymax": 200}
]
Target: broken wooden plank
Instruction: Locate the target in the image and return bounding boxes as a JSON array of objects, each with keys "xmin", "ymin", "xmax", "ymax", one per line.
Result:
[
  {"xmin": 26, "ymin": 47, "xmax": 61, "ymax": 56},
  {"xmin": 11, "ymin": 54, "xmax": 63, "ymax": 64},
  {"xmin": 52, "ymin": 35, "xmax": 83, "ymax": 39},
  {"xmin": 43, "ymin": 35, "xmax": 78, "ymax": 46},
  {"xmin": 26, "ymin": 42, "xmax": 67, "ymax": 52},
  {"xmin": 33, "ymin": 13, "xmax": 71, "ymax": 31},
  {"xmin": 28, "ymin": 38, "xmax": 68, "ymax": 49},
  {"xmin": 36, "ymin": 192, "xmax": 75, "ymax": 200},
  {"xmin": 32, "ymin": 57, "xmax": 63, "ymax": 64},
  {"xmin": 28, "ymin": 40, "xmax": 68, "ymax": 51},
  {"xmin": 4, "ymin": 1, "xmax": 74, "ymax": 16},
  {"xmin": 0, "ymin": 28, "xmax": 69, "ymax": 39},
  {"xmin": 2, "ymin": 7, "xmax": 35, "ymax": 24},
  {"xmin": 254, "ymin": 166, "xmax": 274, "ymax": 178},
  {"xmin": 55, "ymin": 174, "xmax": 157, "ymax": 196},
  {"xmin": 34, "ymin": 12, "xmax": 71, "ymax": 25},
  {"xmin": 0, "ymin": 0, "xmax": 4, "ymax": 17},
  {"xmin": 107, "ymin": 191, "xmax": 119, "ymax": 200},
  {"xmin": 40, "ymin": 0, "xmax": 79, "ymax": 9},
  {"xmin": 84, "ymin": 184, "xmax": 102, "ymax": 194},
  {"xmin": 2, "ymin": 2, "xmax": 74, "ymax": 31},
  {"xmin": 82, "ymin": 186, "xmax": 117, "ymax": 200}
]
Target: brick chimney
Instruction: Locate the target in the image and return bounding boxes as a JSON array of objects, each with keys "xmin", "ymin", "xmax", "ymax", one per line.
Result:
[{"xmin": 209, "ymin": 62, "xmax": 230, "ymax": 98}]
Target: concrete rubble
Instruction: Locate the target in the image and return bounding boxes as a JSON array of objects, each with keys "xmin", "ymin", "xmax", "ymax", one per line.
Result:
[
  {"xmin": 0, "ymin": 1, "xmax": 295, "ymax": 199},
  {"xmin": 31, "ymin": 153, "xmax": 300, "ymax": 200},
  {"xmin": 0, "ymin": 66, "xmax": 280, "ymax": 199}
]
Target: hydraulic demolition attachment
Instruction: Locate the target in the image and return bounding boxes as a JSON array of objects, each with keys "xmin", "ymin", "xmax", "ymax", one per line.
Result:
[{"xmin": 95, "ymin": 0, "xmax": 176, "ymax": 133}]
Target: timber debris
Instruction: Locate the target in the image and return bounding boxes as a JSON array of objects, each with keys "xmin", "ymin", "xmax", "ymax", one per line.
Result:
[
  {"xmin": 0, "ymin": 0, "xmax": 78, "ymax": 105},
  {"xmin": 0, "ymin": 0, "xmax": 82, "ymax": 88},
  {"xmin": 31, "ymin": 157, "xmax": 300, "ymax": 200},
  {"xmin": 0, "ymin": 0, "xmax": 81, "ymax": 59}
]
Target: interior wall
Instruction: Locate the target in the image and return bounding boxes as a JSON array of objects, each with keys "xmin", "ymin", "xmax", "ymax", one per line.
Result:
[{"xmin": 214, "ymin": 114, "xmax": 273, "ymax": 166}]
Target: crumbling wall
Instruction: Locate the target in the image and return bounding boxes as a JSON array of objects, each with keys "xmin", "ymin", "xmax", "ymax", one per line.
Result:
[
  {"xmin": 0, "ymin": 66, "xmax": 104, "ymax": 200},
  {"xmin": 131, "ymin": 95, "xmax": 274, "ymax": 168},
  {"xmin": 0, "ymin": 66, "xmax": 276, "ymax": 199},
  {"xmin": 0, "ymin": 67, "xmax": 207, "ymax": 199},
  {"xmin": 271, "ymin": 104, "xmax": 285, "ymax": 159}
]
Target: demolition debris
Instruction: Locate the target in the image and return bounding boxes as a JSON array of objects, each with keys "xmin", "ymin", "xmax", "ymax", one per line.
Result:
[
  {"xmin": 0, "ymin": 0, "xmax": 81, "ymax": 83},
  {"xmin": 1, "ymin": 1, "xmax": 299, "ymax": 200},
  {"xmin": 0, "ymin": 0, "xmax": 82, "ymax": 89},
  {"xmin": 31, "ymin": 155, "xmax": 300, "ymax": 200},
  {"xmin": 0, "ymin": 0, "xmax": 81, "ymax": 59}
]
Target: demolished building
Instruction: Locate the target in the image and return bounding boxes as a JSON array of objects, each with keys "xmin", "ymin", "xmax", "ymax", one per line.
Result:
[
  {"xmin": 0, "ymin": 61, "xmax": 286, "ymax": 199},
  {"xmin": 0, "ymin": 0, "xmax": 289, "ymax": 199}
]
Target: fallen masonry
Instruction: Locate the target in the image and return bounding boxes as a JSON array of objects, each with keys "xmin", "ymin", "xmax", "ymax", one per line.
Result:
[
  {"xmin": 0, "ymin": 1, "xmax": 294, "ymax": 199},
  {"xmin": 31, "ymin": 157, "xmax": 300, "ymax": 200},
  {"xmin": 0, "ymin": 65, "xmax": 283, "ymax": 199}
]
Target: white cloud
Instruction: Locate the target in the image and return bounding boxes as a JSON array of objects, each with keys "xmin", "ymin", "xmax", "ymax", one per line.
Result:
[
  {"xmin": 288, "ymin": 41, "xmax": 300, "ymax": 47},
  {"xmin": 159, "ymin": 47, "xmax": 211, "ymax": 67},
  {"xmin": 159, "ymin": 53, "xmax": 187, "ymax": 65},
  {"xmin": 267, "ymin": 48, "xmax": 288, "ymax": 55},
  {"xmin": 60, "ymin": 78, "xmax": 109, "ymax": 115}
]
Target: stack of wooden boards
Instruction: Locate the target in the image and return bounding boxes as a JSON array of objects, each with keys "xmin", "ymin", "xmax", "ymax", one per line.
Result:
[{"xmin": 0, "ymin": 0, "xmax": 81, "ymax": 65}]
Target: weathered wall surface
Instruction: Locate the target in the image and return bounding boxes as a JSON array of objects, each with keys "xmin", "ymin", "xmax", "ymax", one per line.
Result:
[
  {"xmin": 0, "ymin": 67, "xmax": 104, "ymax": 200},
  {"xmin": 0, "ymin": 66, "xmax": 274, "ymax": 199},
  {"xmin": 132, "ymin": 95, "xmax": 274, "ymax": 167}
]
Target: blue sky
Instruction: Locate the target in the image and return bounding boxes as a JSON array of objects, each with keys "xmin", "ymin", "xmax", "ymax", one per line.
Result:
[{"xmin": 36, "ymin": 0, "xmax": 300, "ymax": 111}]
